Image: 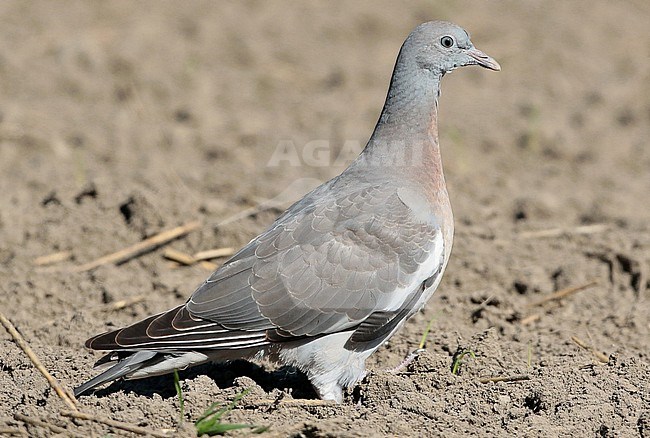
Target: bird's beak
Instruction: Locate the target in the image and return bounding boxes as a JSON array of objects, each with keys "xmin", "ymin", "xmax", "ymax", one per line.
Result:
[{"xmin": 466, "ymin": 47, "xmax": 501, "ymax": 71}]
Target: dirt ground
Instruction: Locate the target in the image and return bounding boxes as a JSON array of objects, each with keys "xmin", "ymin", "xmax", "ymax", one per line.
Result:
[{"xmin": 1, "ymin": 1, "xmax": 649, "ymax": 436}]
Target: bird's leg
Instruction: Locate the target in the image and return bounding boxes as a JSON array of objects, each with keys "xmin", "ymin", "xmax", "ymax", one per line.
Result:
[{"xmin": 385, "ymin": 348, "xmax": 425, "ymax": 374}]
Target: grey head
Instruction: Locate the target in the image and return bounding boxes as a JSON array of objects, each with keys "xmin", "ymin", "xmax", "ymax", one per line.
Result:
[
  {"xmin": 368, "ymin": 21, "xmax": 499, "ymax": 153},
  {"xmin": 403, "ymin": 21, "xmax": 500, "ymax": 75}
]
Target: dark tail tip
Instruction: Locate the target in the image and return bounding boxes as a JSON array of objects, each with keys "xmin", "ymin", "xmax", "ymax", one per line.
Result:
[{"xmin": 75, "ymin": 350, "xmax": 158, "ymax": 397}]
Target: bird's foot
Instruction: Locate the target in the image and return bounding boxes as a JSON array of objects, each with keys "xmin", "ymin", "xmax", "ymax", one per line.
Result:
[{"xmin": 385, "ymin": 348, "xmax": 425, "ymax": 374}]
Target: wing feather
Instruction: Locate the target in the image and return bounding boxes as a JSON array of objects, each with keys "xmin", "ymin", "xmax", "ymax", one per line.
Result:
[
  {"xmin": 87, "ymin": 183, "xmax": 442, "ymax": 355},
  {"xmin": 185, "ymin": 184, "xmax": 441, "ymax": 339},
  {"xmin": 85, "ymin": 305, "xmax": 269, "ymax": 351}
]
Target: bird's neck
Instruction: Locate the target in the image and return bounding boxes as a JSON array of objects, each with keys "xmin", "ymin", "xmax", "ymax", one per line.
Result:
[{"xmin": 359, "ymin": 62, "xmax": 444, "ymax": 174}]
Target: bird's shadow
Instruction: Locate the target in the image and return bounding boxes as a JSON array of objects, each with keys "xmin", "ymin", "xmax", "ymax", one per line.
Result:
[{"xmin": 92, "ymin": 360, "xmax": 318, "ymax": 400}]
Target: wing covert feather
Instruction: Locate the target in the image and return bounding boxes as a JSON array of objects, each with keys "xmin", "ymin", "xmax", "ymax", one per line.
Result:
[{"xmin": 186, "ymin": 183, "xmax": 442, "ymax": 340}]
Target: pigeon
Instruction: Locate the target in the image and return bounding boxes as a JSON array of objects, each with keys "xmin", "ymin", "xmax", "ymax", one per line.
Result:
[{"xmin": 75, "ymin": 20, "xmax": 500, "ymax": 402}]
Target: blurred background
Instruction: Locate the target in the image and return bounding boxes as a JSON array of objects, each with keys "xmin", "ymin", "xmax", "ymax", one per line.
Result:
[{"xmin": 2, "ymin": 0, "xmax": 649, "ymax": 245}]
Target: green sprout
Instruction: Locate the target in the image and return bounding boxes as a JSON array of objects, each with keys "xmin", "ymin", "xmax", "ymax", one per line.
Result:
[
  {"xmin": 195, "ymin": 389, "xmax": 268, "ymax": 436},
  {"xmin": 418, "ymin": 312, "xmax": 441, "ymax": 350},
  {"xmin": 173, "ymin": 369, "xmax": 185, "ymax": 424},
  {"xmin": 451, "ymin": 349, "xmax": 476, "ymax": 375}
]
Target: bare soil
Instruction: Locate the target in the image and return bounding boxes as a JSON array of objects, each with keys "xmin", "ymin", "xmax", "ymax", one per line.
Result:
[{"xmin": 1, "ymin": 1, "xmax": 649, "ymax": 436}]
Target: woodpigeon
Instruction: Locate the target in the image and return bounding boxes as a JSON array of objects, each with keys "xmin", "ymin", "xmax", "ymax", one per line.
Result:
[{"xmin": 75, "ymin": 20, "xmax": 500, "ymax": 403}]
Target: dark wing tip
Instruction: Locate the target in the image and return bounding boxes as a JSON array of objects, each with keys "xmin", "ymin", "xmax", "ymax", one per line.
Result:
[
  {"xmin": 85, "ymin": 329, "xmax": 121, "ymax": 350},
  {"xmin": 82, "ymin": 307, "xmax": 181, "ymax": 351}
]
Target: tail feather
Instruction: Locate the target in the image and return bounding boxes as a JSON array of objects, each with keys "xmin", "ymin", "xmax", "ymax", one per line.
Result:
[
  {"xmin": 74, "ymin": 351, "xmax": 157, "ymax": 397},
  {"xmin": 74, "ymin": 350, "xmax": 211, "ymax": 397},
  {"xmin": 76, "ymin": 304, "xmax": 272, "ymax": 397}
]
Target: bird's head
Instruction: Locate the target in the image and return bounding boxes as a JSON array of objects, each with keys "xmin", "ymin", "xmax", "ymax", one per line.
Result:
[{"xmin": 407, "ymin": 21, "xmax": 500, "ymax": 76}]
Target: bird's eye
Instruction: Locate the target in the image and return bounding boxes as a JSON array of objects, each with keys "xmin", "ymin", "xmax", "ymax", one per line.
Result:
[{"xmin": 440, "ymin": 36, "xmax": 455, "ymax": 48}]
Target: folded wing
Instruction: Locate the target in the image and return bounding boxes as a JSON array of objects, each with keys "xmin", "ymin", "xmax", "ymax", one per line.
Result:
[{"xmin": 87, "ymin": 183, "xmax": 442, "ymax": 352}]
